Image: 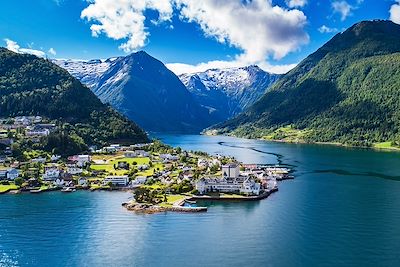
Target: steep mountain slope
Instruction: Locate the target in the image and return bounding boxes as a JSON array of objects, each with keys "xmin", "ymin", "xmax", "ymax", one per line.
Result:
[
  {"xmin": 56, "ymin": 52, "xmax": 216, "ymax": 133},
  {"xmin": 211, "ymin": 20, "xmax": 400, "ymax": 147},
  {"xmin": 52, "ymin": 58, "xmax": 115, "ymax": 89},
  {"xmin": 179, "ymin": 66, "xmax": 280, "ymax": 120},
  {"xmin": 0, "ymin": 48, "xmax": 148, "ymax": 148}
]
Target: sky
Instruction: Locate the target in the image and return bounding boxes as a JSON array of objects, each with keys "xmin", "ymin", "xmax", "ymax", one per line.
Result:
[{"xmin": 0, "ymin": 0, "xmax": 398, "ymax": 74}]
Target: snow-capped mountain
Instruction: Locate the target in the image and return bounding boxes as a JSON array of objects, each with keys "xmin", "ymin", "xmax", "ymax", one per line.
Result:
[
  {"xmin": 53, "ymin": 58, "xmax": 117, "ymax": 89},
  {"xmin": 54, "ymin": 52, "xmax": 217, "ymax": 133},
  {"xmin": 179, "ymin": 66, "xmax": 281, "ymax": 120}
]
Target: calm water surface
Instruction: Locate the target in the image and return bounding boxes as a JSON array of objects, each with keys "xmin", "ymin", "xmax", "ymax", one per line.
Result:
[{"xmin": 1, "ymin": 134, "xmax": 400, "ymax": 267}]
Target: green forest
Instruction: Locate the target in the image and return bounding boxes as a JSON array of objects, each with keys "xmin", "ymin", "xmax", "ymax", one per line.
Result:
[{"xmin": 212, "ymin": 20, "xmax": 400, "ymax": 148}]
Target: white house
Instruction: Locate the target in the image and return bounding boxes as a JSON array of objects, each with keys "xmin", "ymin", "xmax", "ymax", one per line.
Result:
[
  {"xmin": 137, "ymin": 164, "xmax": 149, "ymax": 171},
  {"xmin": 68, "ymin": 155, "xmax": 91, "ymax": 167},
  {"xmin": 131, "ymin": 176, "xmax": 147, "ymax": 185},
  {"xmin": 103, "ymin": 175, "xmax": 129, "ymax": 186},
  {"xmin": 43, "ymin": 168, "xmax": 60, "ymax": 181},
  {"xmin": 67, "ymin": 166, "xmax": 83, "ymax": 175},
  {"xmin": 78, "ymin": 178, "xmax": 88, "ymax": 187},
  {"xmin": 160, "ymin": 154, "xmax": 179, "ymax": 161},
  {"xmin": 6, "ymin": 168, "xmax": 19, "ymax": 180},
  {"xmin": 26, "ymin": 128, "xmax": 50, "ymax": 137},
  {"xmin": 124, "ymin": 151, "xmax": 137, "ymax": 158}
]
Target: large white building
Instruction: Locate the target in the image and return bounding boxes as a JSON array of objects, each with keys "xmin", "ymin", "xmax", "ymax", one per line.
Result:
[
  {"xmin": 196, "ymin": 176, "xmax": 260, "ymax": 195},
  {"xmin": 196, "ymin": 163, "xmax": 260, "ymax": 195},
  {"xmin": 103, "ymin": 176, "xmax": 129, "ymax": 186}
]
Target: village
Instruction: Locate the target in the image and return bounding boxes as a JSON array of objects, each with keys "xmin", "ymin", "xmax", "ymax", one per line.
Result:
[{"xmin": 0, "ymin": 116, "xmax": 293, "ymax": 212}]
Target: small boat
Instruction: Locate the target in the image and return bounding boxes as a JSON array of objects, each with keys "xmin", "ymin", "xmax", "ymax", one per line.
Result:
[
  {"xmin": 61, "ymin": 187, "xmax": 76, "ymax": 193},
  {"xmin": 185, "ymin": 200, "xmax": 197, "ymax": 205},
  {"xmin": 30, "ymin": 189, "xmax": 42, "ymax": 194}
]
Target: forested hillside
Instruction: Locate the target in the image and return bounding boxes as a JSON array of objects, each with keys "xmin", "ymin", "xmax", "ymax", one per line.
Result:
[
  {"xmin": 0, "ymin": 48, "xmax": 148, "ymax": 154},
  {"xmin": 210, "ymin": 20, "xmax": 400, "ymax": 148}
]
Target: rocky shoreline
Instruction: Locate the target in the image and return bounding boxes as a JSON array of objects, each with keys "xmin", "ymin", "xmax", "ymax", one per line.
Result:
[{"xmin": 122, "ymin": 202, "xmax": 207, "ymax": 214}]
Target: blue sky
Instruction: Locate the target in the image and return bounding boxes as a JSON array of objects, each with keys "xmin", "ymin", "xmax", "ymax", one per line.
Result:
[{"xmin": 0, "ymin": 0, "xmax": 397, "ymax": 74}]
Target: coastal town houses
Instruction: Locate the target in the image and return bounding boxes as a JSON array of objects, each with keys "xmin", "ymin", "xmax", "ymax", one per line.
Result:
[
  {"xmin": 68, "ymin": 155, "xmax": 91, "ymax": 167},
  {"xmin": 0, "ymin": 168, "xmax": 20, "ymax": 180},
  {"xmin": 131, "ymin": 176, "xmax": 147, "ymax": 186},
  {"xmin": 66, "ymin": 165, "xmax": 83, "ymax": 175},
  {"xmin": 124, "ymin": 150, "xmax": 149, "ymax": 158}
]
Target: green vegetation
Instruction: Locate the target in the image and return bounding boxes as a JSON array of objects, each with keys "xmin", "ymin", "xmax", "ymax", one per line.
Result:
[
  {"xmin": 0, "ymin": 48, "xmax": 148, "ymax": 156},
  {"xmin": 213, "ymin": 21, "xmax": 400, "ymax": 148},
  {"xmin": 262, "ymin": 125, "xmax": 313, "ymax": 143},
  {"xmin": 0, "ymin": 183, "xmax": 19, "ymax": 193}
]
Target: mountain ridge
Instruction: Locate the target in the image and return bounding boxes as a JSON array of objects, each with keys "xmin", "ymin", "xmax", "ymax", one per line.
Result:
[
  {"xmin": 179, "ymin": 65, "xmax": 280, "ymax": 121},
  {"xmin": 209, "ymin": 20, "xmax": 400, "ymax": 147}
]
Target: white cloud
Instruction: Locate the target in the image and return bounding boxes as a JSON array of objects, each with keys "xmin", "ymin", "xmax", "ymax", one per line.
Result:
[
  {"xmin": 285, "ymin": 0, "xmax": 307, "ymax": 8},
  {"xmin": 81, "ymin": 0, "xmax": 174, "ymax": 52},
  {"xmin": 332, "ymin": 1, "xmax": 353, "ymax": 21},
  {"xmin": 318, "ymin": 25, "xmax": 338, "ymax": 33},
  {"xmin": 48, "ymin": 48, "xmax": 57, "ymax": 56},
  {"xmin": 81, "ymin": 0, "xmax": 309, "ymax": 67},
  {"xmin": 4, "ymin": 39, "xmax": 46, "ymax": 58},
  {"xmin": 166, "ymin": 60, "xmax": 297, "ymax": 75},
  {"xmin": 390, "ymin": 0, "xmax": 400, "ymax": 24}
]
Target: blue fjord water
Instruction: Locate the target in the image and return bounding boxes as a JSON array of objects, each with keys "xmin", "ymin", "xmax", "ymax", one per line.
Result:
[{"xmin": 1, "ymin": 134, "xmax": 400, "ymax": 267}]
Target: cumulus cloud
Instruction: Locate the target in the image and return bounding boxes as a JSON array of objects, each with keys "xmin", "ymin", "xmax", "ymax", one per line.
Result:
[
  {"xmin": 285, "ymin": 0, "xmax": 307, "ymax": 8},
  {"xmin": 4, "ymin": 39, "xmax": 46, "ymax": 58},
  {"xmin": 81, "ymin": 0, "xmax": 309, "ymax": 69},
  {"xmin": 81, "ymin": 0, "xmax": 174, "ymax": 52},
  {"xmin": 390, "ymin": 0, "xmax": 400, "ymax": 24},
  {"xmin": 318, "ymin": 25, "xmax": 338, "ymax": 33},
  {"xmin": 175, "ymin": 0, "xmax": 308, "ymax": 62},
  {"xmin": 332, "ymin": 1, "xmax": 353, "ymax": 21},
  {"xmin": 48, "ymin": 48, "xmax": 57, "ymax": 56}
]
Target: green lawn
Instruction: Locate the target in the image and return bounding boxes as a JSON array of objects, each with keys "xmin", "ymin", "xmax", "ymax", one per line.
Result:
[
  {"xmin": 263, "ymin": 125, "xmax": 312, "ymax": 143},
  {"xmin": 0, "ymin": 184, "xmax": 19, "ymax": 193},
  {"xmin": 91, "ymin": 156, "xmax": 163, "ymax": 177},
  {"xmin": 373, "ymin": 142, "xmax": 400, "ymax": 151},
  {"xmin": 159, "ymin": 194, "xmax": 186, "ymax": 207}
]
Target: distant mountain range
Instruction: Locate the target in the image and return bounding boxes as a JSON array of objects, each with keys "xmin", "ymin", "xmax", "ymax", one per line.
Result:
[
  {"xmin": 0, "ymin": 48, "xmax": 148, "ymax": 154},
  {"xmin": 210, "ymin": 20, "xmax": 400, "ymax": 148},
  {"xmin": 54, "ymin": 54, "xmax": 279, "ymax": 132},
  {"xmin": 179, "ymin": 66, "xmax": 280, "ymax": 120}
]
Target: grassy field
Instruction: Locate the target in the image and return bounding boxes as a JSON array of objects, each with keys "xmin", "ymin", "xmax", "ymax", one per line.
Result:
[
  {"xmin": 159, "ymin": 194, "xmax": 186, "ymax": 207},
  {"xmin": 262, "ymin": 125, "xmax": 312, "ymax": 143},
  {"xmin": 91, "ymin": 156, "xmax": 163, "ymax": 176},
  {"xmin": 373, "ymin": 142, "xmax": 400, "ymax": 151},
  {"xmin": 0, "ymin": 184, "xmax": 19, "ymax": 193}
]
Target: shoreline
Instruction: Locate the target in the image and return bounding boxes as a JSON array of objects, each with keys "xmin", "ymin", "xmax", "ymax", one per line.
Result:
[{"xmin": 202, "ymin": 132, "xmax": 400, "ymax": 153}]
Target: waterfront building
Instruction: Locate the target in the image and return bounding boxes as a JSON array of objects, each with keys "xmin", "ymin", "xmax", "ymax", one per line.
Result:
[
  {"xmin": 196, "ymin": 163, "xmax": 260, "ymax": 195},
  {"xmin": 103, "ymin": 176, "xmax": 129, "ymax": 186}
]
